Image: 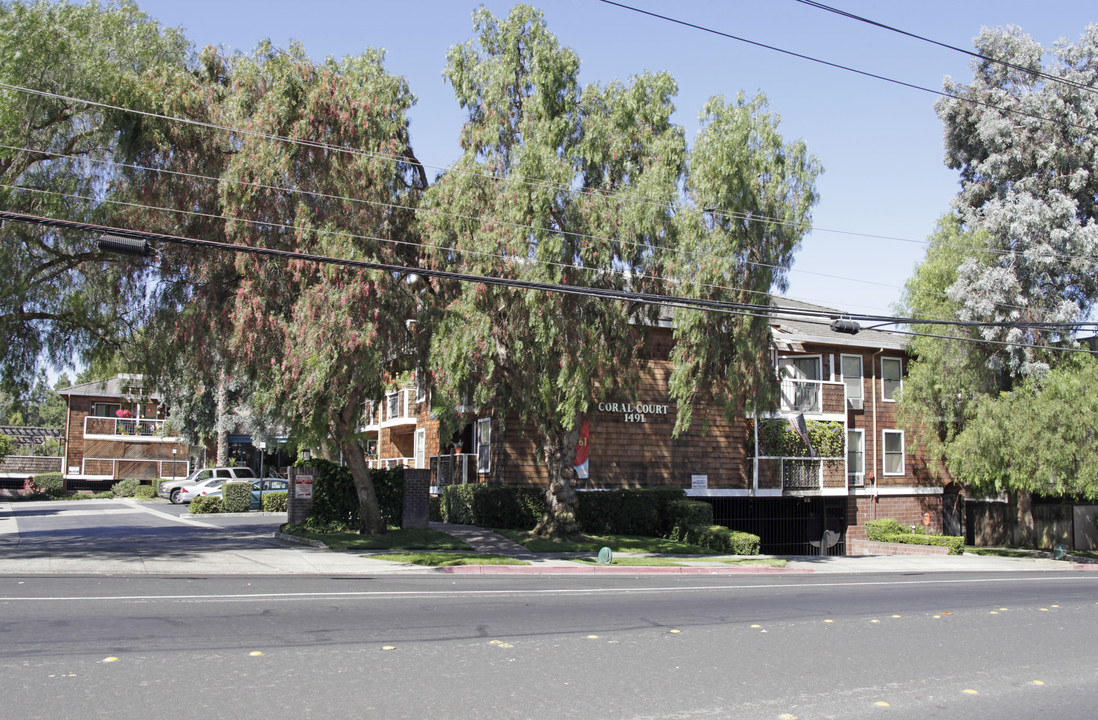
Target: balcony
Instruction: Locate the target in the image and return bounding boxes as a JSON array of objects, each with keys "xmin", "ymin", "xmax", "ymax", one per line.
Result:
[
  {"xmin": 380, "ymin": 389, "xmax": 418, "ymax": 428},
  {"xmin": 777, "ymin": 379, "xmax": 846, "ymax": 417},
  {"xmin": 429, "ymin": 453, "xmax": 478, "ymax": 490},
  {"xmin": 84, "ymin": 416, "xmax": 179, "ymax": 441},
  {"xmin": 755, "ymin": 457, "xmax": 847, "ymax": 495},
  {"xmin": 366, "ymin": 456, "xmax": 414, "ymax": 470}
]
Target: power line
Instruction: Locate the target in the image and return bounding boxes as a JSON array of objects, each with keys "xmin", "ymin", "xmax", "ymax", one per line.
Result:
[
  {"xmin": 791, "ymin": 0, "xmax": 1098, "ymax": 97},
  {"xmin": 3, "ymin": 209, "xmax": 1097, "ymax": 338},
  {"xmin": 596, "ymin": 0, "xmax": 1097, "ymax": 133}
]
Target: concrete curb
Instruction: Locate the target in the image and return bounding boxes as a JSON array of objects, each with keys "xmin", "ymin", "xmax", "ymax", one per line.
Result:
[
  {"xmin": 439, "ymin": 564, "xmax": 813, "ymax": 575},
  {"xmin": 273, "ymin": 531, "xmax": 328, "ymax": 549}
]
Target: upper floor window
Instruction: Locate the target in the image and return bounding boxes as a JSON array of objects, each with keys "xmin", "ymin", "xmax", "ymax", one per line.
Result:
[
  {"xmin": 881, "ymin": 357, "xmax": 903, "ymax": 401},
  {"xmin": 840, "ymin": 354, "xmax": 863, "ymax": 400},
  {"xmin": 883, "ymin": 429, "xmax": 905, "ymax": 475},
  {"xmin": 847, "ymin": 429, "xmax": 864, "ymax": 485}
]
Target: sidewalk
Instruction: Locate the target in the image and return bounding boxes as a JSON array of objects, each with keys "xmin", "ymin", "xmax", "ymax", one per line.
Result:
[{"xmin": 0, "ymin": 500, "xmax": 1091, "ymax": 576}]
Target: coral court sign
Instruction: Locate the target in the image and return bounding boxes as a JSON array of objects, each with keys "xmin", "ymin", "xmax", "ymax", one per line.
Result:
[{"xmin": 596, "ymin": 401, "xmax": 671, "ymax": 424}]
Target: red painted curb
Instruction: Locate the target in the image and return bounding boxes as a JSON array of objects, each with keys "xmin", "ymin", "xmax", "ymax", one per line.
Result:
[{"xmin": 439, "ymin": 565, "xmax": 814, "ymax": 575}]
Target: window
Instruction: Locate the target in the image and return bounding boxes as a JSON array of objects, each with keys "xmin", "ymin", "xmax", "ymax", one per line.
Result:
[
  {"xmin": 92, "ymin": 403, "xmax": 121, "ymax": 418},
  {"xmin": 778, "ymin": 355, "xmax": 822, "ymax": 413},
  {"xmin": 883, "ymin": 430, "xmax": 905, "ymax": 475},
  {"xmin": 841, "ymin": 354, "xmax": 863, "ymax": 400},
  {"xmin": 414, "ymin": 429, "xmax": 426, "ymax": 469},
  {"xmin": 847, "ymin": 429, "xmax": 864, "ymax": 485},
  {"xmin": 881, "ymin": 357, "xmax": 902, "ymax": 401},
  {"xmin": 476, "ymin": 417, "xmax": 491, "ymax": 473}
]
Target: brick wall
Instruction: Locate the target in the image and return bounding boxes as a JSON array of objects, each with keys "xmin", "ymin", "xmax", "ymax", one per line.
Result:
[
  {"xmin": 402, "ymin": 469, "xmax": 430, "ymax": 529},
  {"xmin": 847, "ymin": 538, "xmax": 951, "ymax": 556},
  {"xmin": 846, "ymin": 494, "xmax": 946, "ymax": 541}
]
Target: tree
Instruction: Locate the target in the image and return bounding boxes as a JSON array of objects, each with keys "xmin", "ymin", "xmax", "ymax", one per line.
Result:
[
  {"xmin": 0, "ymin": 0, "xmax": 189, "ymax": 394},
  {"xmin": 141, "ymin": 42, "xmax": 427, "ymax": 533},
  {"xmin": 934, "ymin": 24, "xmax": 1098, "ymax": 377},
  {"xmin": 423, "ymin": 6, "xmax": 819, "ymax": 538}
]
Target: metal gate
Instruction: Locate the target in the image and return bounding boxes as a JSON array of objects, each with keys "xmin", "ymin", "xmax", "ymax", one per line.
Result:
[{"xmin": 702, "ymin": 496, "xmax": 848, "ymax": 556}]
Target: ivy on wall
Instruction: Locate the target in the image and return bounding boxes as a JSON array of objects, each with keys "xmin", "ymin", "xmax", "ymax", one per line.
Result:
[{"xmin": 747, "ymin": 419, "xmax": 845, "ymax": 458}]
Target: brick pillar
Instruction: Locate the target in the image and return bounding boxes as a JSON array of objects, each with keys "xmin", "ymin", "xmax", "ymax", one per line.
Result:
[
  {"xmin": 402, "ymin": 468, "xmax": 430, "ymax": 529},
  {"xmin": 287, "ymin": 466, "xmax": 315, "ymax": 525}
]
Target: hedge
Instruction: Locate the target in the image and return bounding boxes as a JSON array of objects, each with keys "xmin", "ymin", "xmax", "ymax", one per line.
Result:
[
  {"xmin": 222, "ymin": 481, "xmax": 252, "ymax": 513},
  {"xmin": 29, "ymin": 472, "xmax": 65, "ymax": 498},
  {"xmin": 865, "ymin": 517, "xmax": 964, "ymax": 555},
  {"xmin": 190, "ymin": 496, "xmax": 222, "ymax": 514},
  {"xmin": 439, "ymin": 485, "xmax": 545, "ymax": 529},
  {"xmin": 263, "ymin": 491, "xmax": 288, "ymax": 513},
  {"xmin": 134, "ymin": 485, "xmax": 156, "ymax": 500},
  {"xmin": 112, "ymin": 478, "xmax": 140, "ymax": 497},
  {"xmin": 574, "ymin": 487, "xmax": 685, "ymax": 536},
  {"xmin": 306, "ymin": 459, "xmax": 405, "ymax": 528},
  {"xmin": 667, "ymin": 523, "xmax": 761, "ymax": 555}
]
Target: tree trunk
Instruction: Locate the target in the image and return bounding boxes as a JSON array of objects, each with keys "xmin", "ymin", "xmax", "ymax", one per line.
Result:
[
  {"xmin": 215, "ymin": 371, "xmax": 229, "ymax": 466},
  {"xmin": 533, "ymin": 424, "xmax": 581, "ymax": 540},
  {"xmin": 342, "ymin": 438, "xmax": 386, "ymax": 535},
  {"xmin": 1012, "ymin": 489, "xmax": 1035, "ymax": 547}
]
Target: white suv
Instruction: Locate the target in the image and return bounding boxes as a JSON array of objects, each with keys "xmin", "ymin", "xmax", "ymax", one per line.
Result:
[{"xmin": 158, "ymin": 466, "xmax": 257, "ymax": 504}]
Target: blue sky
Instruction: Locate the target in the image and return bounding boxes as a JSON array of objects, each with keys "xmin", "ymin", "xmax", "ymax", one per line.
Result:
[{"xmin": 130, "ymin": 0, "xmax": 1097, "ymax": 316}]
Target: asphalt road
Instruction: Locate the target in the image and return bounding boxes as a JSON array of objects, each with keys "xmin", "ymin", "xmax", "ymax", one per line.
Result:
[{"xmin": 2, "ymin": 571, "xmax": 1096, "ymax": 719}]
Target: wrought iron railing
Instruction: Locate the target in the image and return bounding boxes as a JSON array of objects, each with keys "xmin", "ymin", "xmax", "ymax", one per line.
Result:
[{"xmin": 84, "ymin": 416, "xmax": 172, "ymax": 438}]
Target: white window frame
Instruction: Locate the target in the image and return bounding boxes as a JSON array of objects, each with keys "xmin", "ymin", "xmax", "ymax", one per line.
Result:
[
  {"xmin": 840, "ymin": 354, "xmax": 863, "ymax": 400},
  {"xmin": 847, "ymin": 428, "xmax": 865, "ymax": 485},
  {"xmin": 476, "ymin": 417, "xmax": 491, "ymax": 473},
  {"xmin": 881, "ymin": 356, "xmax": 903, "ymax": 402},
  {"xmin": 414, "ymin": 428, "xmax": 426, "ymax": 469},
  {"xmin": 882, "ymin": 429, "xmax": 905, "ymax": 476}
]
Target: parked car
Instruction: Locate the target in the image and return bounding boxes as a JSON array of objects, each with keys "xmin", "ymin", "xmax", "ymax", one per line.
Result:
[
  {"xmin": 205, "ymin": 478, "xmax": 289, "ymax": 510},
  {"xmin": 159, "ymin": 466, "xmax": 256, "ymax": 504}
]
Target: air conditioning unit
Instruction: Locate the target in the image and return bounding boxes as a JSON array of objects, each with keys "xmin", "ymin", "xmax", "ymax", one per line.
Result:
[
  {"xmin": 848, "ymin": 397, "xmax": 863, "ymax": 410},
  {"xmin": 849, "ymin": 473, "xmax": 865, "ymax": 487}
]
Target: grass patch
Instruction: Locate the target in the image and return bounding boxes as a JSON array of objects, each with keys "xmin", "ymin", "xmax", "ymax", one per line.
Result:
[
  {"xmin": 495, "ymin": 530, "xmax": 719, "ymax": 555},
  {"xmin": 280, "ymin": 525, "xmax": 471, "ymax": 551},
  {"xmin": 573, "ymin": 557, "xmax": 686, "ymax": 566},
  {"xmin": 716, "ymin": 558, "xmax": 787, "ymax": 568},
  {"xmin": 370, "ymin": 552, "xmax": 528, "ymax": 567},
  {"xmin": 964, "ymin": 546, "xmax": 1045, "ymax": 558}
]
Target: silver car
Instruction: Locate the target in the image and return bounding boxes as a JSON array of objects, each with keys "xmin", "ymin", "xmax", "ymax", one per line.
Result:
[{"xmin": 158, "ymin": 466, "xmax": 256, "ymax": 504}]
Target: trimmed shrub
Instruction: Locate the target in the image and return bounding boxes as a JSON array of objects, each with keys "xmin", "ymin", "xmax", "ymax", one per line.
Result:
[
  {"xmin": 429, "ymin": 495, "xmax": 442, "ymax": 523},
  {"xmin": 864, "ymin": 518, "xmax": 908, "ymax": 540},
  {"xmin": 30, "ymin": 472, "xmax": 65, "ymax": 498},
  {"xmin": 574, "ymin": 487, "xmax": 685, "ymax": 536},
  {"xmin": 667, "ymin": 499, "xmax": 714, "ymax": 528},
  {"xmin": 440, "ymin": 485, "xmax": 545, "ymax": 529},
  {"xmin": 112, "ymin": 478, "xmax": 140, "ymax": 497},
  {"xmin": 222, "ymin": 481, "xmax": 252, "ymax": 513},
  {"xmin": 263, "ymin": 491, "xmax": 288, "ymax": 513},
  {"xmin": 667, "ymin": 523, "xmax": 761, "ymax": 555},
  {"xmin": 305, "ymin": 458, "xmax": 405, "ymax": 528},
  {"xmin": 134, "ymin": 485, "xmax": 156, "ymax": 500},
  {"xmin": 190, "ymin": 496, "xmax": 222, "ymax": 514}
]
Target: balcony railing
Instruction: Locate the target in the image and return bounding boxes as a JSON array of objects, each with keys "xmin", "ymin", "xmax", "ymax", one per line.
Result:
[
  {"xmin": 366, "ymin": 457, "xmax": 414, "ymax": 470},
  {"xmin": 84, "ymin": 416, "xmax": 176, "ymax": 439},
  {"xmin": 755, "ymin": 457, "xmax": 847, "ymax": 493},
  {"xmin": 778, "ymin": 380, "xmax": 846, "ymax": 416},
  {"xmin": 429, "ymin": 453, "xmax": 477, "ymax": 489}
]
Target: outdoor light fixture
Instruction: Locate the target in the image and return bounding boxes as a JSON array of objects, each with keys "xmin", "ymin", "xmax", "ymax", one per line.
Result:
[
  {"xmin": 300, "ymin": 448, "xmax": 311, "ymax": 462},
  {"xmin": 97, "ymin": 233, "xmax": 152, "ymax": 257}
]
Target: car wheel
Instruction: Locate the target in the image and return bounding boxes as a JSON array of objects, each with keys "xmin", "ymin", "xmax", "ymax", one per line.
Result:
[{"xmin": 169, "ymin": 488, "xmax": 181, "ymax": 504}]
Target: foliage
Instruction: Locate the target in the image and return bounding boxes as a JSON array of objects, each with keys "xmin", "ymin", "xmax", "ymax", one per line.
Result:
[
  {"xmin": 133, "ymin": 485, "xmax": 156, "ymax": 500},
  {"xmin": 864, "ymin": 517, "xmax": 964, "ymax": 555},
  {"xmin": 0, "ymin": 434, "xmax": 13, "ymax": 463},
  {"xmin": 667, "ymin": 499, "xmax": 715, "ymax": 528},
  {"xmin": 946, "ymin": 357, "xmax": 1098, "ymax": 501},
  {"xmin": 262, "ymin": 492, "xmax": 288, "ymax": 513},
  {"xmin": 305, "ymin": 459, "xmax": 406, "ymax": 529},
  {"xmin": 221, "ymin": 481, "xmax": 251, "ymax": 513},
  {"xmin": 29, "ymin": 472, "xmax": 65, "ymax": 498},
  {"xmin": 574, "ymin": 487, "xmax": 686, "ymax": 536},
  {"xmin": 189, "ymin": 496, "xmax": 222, "ymax": 514},
  {"xmin": 439, "ymin": 485, "xmax": 545, "ymax": 530},
  {"xmin": 373, "ymin": 553, "xmax": 528, "ymax": 567},
  {"xmin": 423, "ymin": 6, "xmax": 819, "ymax": 538},
  {"xmin": 934, "ymin": 25, "xmax": 1098, "ymax": 377},
  {"xmin": 750, "ymin": 419, "xmax": 845, "ymax": 458},
  {"xmin": 0, "ymin": 0, "xmax": 189, "ymax": 393},
  {"xmin": 666, "ymin": 524, "xmax": 761, "ymax": 555},
  {"xmin": 111, "ymin": 478, "xmax": 140, "ymax": 497},
  {"xmin": 495, "ymin": 529, "xmax": 719, "ymax": 555},
  {"xmin": 279, "ymin": 524, "xmax": 471, "ymax": 551}
]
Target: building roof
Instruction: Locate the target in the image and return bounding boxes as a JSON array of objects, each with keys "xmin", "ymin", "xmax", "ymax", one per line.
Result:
[
  {"xmin": 769, "ymin": 297, "xmax": 908, "ymax": 352},
  {"xmin": 57, "ymin": 374, "xmax": 162, "ymax": 400}
]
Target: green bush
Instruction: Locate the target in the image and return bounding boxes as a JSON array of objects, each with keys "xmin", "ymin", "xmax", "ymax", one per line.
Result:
[
  {"xmin": 222, "ymin": 481, "xmax": 252, "ymax": 513},
  {"xmin": 667, "ymin": 523, "xmax": 761, "ymax": 555},
  {"xmin": 876, "ymin": 532, "xmax": 965, "ymax": 555},
  {"xmin": 263, "ymin": 491, "xmax": 288, "ymax": 513},
  {"xmin": 305, "ymin": 459, "xmax": 405, "ymax": 528},
  {"xmin": 440, "ymin": 485, "xmax": 545, "ymax": 529},
  {"xmin": 667, "ymin": 499, "xmax": 714, "ymax": 528},
  {"xmin": 574, "ymin": 487, "xmax": 685, "ymax": 536},
  {"xmin": 864, "ymin": 518, "xmax": 908, "ymax": 540},
  {"xmin": 751, "ymin": 419, "xmax": 846, "ymax": 458},
  {"xmin": 112, "ymin": 478, "xmax": 140, "ymax": 497},
  {"xmin": 30, "ymin": 472, "xmax": 65, "ymax": 498},
  {"xmin": 190, "ymin": 496, "xmax": 222, "ymax": 514},
  {"xmin": 134, "ymin": 485, "xmax": 156, "ymax": 500}
]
